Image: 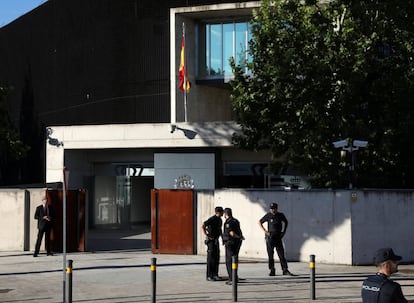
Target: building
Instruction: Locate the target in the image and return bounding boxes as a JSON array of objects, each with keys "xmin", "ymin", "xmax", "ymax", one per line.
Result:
[
  {"xmin": 2, "ymin": 2, "xmax": 413, "ymax": 265},
  {"xmin": 1, "ymin": 0, "xmax": 281, "ymax": 232}
]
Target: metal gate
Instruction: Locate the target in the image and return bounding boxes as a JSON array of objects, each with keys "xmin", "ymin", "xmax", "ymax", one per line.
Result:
[
  {"xmin": 47, "ymin": 189, "xmax": 86, "ymax": 252},
  {"xmin": 151, "ymin": 189, "xmax": 194, "ymax": 254}
]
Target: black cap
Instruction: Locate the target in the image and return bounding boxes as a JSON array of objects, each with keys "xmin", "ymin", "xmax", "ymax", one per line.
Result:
[
  {"xmin": 215, "ymin": 206, "xmax": 224, "ymax": 213},
  {"xmin": 374, "ymin": 248, "xmax": 402, "ymax": 265},
  {"xmin": 270, "ymin": 203, "xmax": 278, "ymax": 209}
]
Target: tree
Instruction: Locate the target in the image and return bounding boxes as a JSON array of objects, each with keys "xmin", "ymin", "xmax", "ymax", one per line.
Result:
[
  {"xmin": 0, "ymin": 86, "xmax": 30, "ymax": 185},
  {"xmin": 230, "ymin": 0, "xmax": 414, "ymax": 188}
]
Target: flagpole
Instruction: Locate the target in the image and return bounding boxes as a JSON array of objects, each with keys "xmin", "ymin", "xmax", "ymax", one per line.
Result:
[{"xmin": 183, "ymin": 22, "xmax": 188, "ymax": 122}]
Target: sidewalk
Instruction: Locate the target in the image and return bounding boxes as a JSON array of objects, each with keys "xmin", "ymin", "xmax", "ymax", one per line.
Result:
[{"xmin": 1, "ymin": 249, "xmax": 414, "ymax": 303}]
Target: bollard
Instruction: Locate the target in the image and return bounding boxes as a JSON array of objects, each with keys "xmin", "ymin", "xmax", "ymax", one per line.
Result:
[
  {"xmin": 66, "ymin": 259, "xmax": 73, "ymax": 303},
  {"xmin": 310, "ymin": 255, "xmax": 316, "ymax": 300},
  {"xmin": 232, "ymin": 255, "xmax": 238, "ymax": 302},
  {"xmin": 151, "ymin": 258, "xmax": 156, "ymax": 303}
]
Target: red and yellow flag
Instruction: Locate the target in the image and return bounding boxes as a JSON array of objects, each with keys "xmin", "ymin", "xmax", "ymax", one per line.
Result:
[{"xmin": 178, "ymin": 36, "xmax": 191, "ymax": 92}]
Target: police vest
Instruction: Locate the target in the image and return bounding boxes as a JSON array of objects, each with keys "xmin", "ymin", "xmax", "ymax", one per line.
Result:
[{"xmin": 361, "ymin": 274, "xmax": 390, "ymax": 303}]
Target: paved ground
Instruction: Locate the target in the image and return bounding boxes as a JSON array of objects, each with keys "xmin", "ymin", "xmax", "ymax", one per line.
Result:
[{"xmin": 1, "ymin": 230, "xmax": 414, "ymax": 302}]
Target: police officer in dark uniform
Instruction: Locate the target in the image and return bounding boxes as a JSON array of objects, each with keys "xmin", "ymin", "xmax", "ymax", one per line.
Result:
[
  {"xmin": 222, "ymin": 207, "xmax": 244, "ymax": 285},
  {"xmin": 202, "ymin": 206, "xmax": 224, "ymax": 281},
  {"xmin": 258, "ymin": 202, "xmax": 293, "ymax": 276},
  {"xmin": 361, "ymin": 248, "xmax": 407, "ymax": 303}
]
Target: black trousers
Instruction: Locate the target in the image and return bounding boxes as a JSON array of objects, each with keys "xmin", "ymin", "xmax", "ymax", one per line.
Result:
[
  {"xmin": 35, "ymin": 223, "xmax": 52, "ymax": 254},
  {"xmin": 266, "ymin": 236, "xmax": 288, "ymax": 271},
  {"xmin": 225, "ymin": 240, "xmax": 241, "ymax": 281},
  {"xmin": 206, "ymin": 238, "xmax": 220, "ymax": 278}
]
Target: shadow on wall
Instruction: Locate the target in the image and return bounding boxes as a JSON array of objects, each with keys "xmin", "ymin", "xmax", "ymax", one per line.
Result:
[
  {"xmin": 212, "ymin": 189, "xmax": 387, "ymax": 265},
  {"xmin": 258, "ymin": 190, "xmax": 349, "ymax": 262},
  {"xmin": 222, "ymin": 189, "xmax": 414, "ymax": 264}
]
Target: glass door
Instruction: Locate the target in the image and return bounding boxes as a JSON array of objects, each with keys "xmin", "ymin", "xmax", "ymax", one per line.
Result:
[{"xmin": 116, "ymin": 175, "xmax": 131, "ymax": 228}]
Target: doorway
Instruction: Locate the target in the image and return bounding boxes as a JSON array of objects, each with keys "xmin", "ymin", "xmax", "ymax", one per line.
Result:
[
  {"xmin": 93, "ymin": 175, "xmax": 153, "ymax": 229},
  {"xmin": 89, "ymin": 163, "xmax": 153, "ymax": 251}
]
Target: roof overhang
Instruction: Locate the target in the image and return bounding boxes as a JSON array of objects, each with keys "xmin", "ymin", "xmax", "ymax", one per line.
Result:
[{"xmin": 46, "ymin": 121, "xmax": 240, "ymax": 149}]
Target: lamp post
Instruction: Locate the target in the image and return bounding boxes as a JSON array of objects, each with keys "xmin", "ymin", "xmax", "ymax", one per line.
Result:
[
  {"xmin": 333, "ymin": 139, "xmax": 368, "ymax": 189},
  {"xmin": 63, "ymin": 167, "xmax": 70, "ymax": 302},
  {"xmin": 46, "ymin": 128, "xmax": 67, "ymax": 302}
]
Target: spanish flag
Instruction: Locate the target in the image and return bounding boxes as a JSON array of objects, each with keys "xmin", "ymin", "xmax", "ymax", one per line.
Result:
[{"xmin": 178, "ymin": 36, "xmax": 191, "ymax": 92}]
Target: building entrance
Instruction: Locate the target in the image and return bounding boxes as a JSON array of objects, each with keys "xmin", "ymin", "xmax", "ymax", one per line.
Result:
[{"xmin": 92, "ymin": 163, "xmax": 154, "ymax": 230}]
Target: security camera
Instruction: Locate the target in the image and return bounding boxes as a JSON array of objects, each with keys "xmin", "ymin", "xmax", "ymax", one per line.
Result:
[
  {"xmin": 333, "ymin": 139, "xmax": 348, "ymax": 148},
  {"xmin": 46, "ymin": 127, "xmax": 53, "ymax": 136},
  {"xmin": 353, "ymin": 140, "xmax": 368, "ymax": 148},
  {"xmin": 48, "ymin": 138, "xmax": 63, "ymax": 147},
  {"xmin": 46, "ymin": 127, "xmax": 63, "ymax": 147}
]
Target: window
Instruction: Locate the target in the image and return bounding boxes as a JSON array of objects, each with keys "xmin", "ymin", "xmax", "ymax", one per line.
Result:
[{"xmin": 199, "ymin": 20, "xmax": 251, "ymax": 80}]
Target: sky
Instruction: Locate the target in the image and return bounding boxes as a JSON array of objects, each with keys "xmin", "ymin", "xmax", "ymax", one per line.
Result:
[{"xmin": 0, "ymin": 0, "xmax": 47, "ymax": 27}]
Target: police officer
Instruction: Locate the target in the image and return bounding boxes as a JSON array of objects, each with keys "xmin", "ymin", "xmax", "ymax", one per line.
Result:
[
  {"xmin": 361, "ymin": 248, "xmax": 407, "ymax": 303},
  {"xmin": 258, "ymin": 202, "xmax": 293, "ymax": 276},
  {"xmin": 202, "ymin": 206, "xmax": 224, "ymax": 281},
  {"xmin": 222, "ymin": 207, "xmax": 244, "ymax": 285}
]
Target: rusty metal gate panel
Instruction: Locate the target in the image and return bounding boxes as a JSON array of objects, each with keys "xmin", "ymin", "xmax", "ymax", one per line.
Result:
[
  {"xmin": 151, "ymin": 189, "xmax": 194, "ymax": 254},
  {"xmin": 47, "ymin": 189, "xmax": 86, "ymax": 252}
]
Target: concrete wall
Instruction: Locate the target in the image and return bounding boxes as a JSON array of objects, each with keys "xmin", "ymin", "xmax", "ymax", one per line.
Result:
[
  {"xmin": 170, "ymin": 2, "xmax": 261, "ymax": 123},
  {"xmin": 155, "ymin": 153, "xmax": 215, "ymax": 190},
  {"xmin": 46, "ymin": 122, "xmax": 239, "ymax": 185},
  {"xmin": 2, "ymin": 188, "xmax": 413, "ymax": 266},
  {"xmin": 196, "ymin": 189, "xmax": 414, "ymax": 265},
  {"xmin": 0, "ymin": 189, "xmax": 46, "ymax": 252},
  {"xmin": 0, "ymin": 189, "xmax": 27, "ymax": 251},
  {"xmin": 350, "ymin": 191, "xmax": 414, "ymax": 265}
]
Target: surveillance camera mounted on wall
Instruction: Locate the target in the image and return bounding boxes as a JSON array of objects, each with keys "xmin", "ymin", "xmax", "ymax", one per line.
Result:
[
  {"xmin": 352, "ymin": 140, "xmax": 368, "ymax": 148},
  {"xmin": 332, "ymin": 138, "xmax": 368, "ymax": 150},
  {"xmin": 332, "ymin": 139, "xmax": 348, "ymax": 148}
]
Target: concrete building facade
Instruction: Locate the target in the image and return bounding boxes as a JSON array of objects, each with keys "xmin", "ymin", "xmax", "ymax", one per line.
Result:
[
  {"xmin": 1, "ymin": 1, "xmax": 278, "ymax": 231},
  {"xmin": 2, "ymin": 1, "xmax": 410, "ymax": 265}
]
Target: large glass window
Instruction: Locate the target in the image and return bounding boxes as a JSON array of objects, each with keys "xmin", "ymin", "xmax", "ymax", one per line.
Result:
[{"xmin": 201, "ymin": 20, "xmax": 251, "ymax": 79}]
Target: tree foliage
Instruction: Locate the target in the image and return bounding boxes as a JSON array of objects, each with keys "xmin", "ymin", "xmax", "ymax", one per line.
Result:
[
  {"xmin": 0, "ymin": 86, "xmax": 30, "ymax": 184},
  {"xmin": 230, "ymin": 0, "xmax": 414, "ymax": 188}
]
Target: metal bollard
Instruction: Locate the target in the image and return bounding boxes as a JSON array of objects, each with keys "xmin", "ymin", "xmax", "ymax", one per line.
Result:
[
  {"xmin": 310, "ymin": 255, "xmax": 316, "ymax": 300},
  {"xmin": 232, "ymin": 255, "xmax": 238, "ymax": 302},
  {"xmin": 151, "ymin": 258, "xmax": 156, "ymax": 303},
  {"xmin": 66, "ymin": 259, "xmax": 73, "ymax": 303}
]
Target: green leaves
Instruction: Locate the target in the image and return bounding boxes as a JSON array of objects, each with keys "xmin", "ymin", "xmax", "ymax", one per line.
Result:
[
  {"xmin": 230, "ymin": 0, "xmax": 414, "ymax": 188},
  {"xmin": 0, "ymin": 86, "xmax": 29, "ymax": 162}
]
